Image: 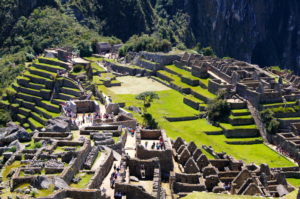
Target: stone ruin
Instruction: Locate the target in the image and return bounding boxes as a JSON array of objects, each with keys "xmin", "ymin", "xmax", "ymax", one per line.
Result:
[
  {"xmin": 174, "ymin": 52, "xmax": 300, "ymax": 107},
  {"xmin": 170, "ymin": 137, "xmax": 294, "ymax": 198}
]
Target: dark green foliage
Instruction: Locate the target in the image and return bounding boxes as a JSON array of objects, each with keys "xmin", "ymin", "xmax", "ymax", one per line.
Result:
[
  {"xmin": 0, "ymin": 109, "xmax": 11, "ymax": 127},
  {"xmin": 136, "ymin": 91, "xmax": 160, "ymax": 110},
  {"xmin": 119, "ymin": 34, "xmax": 172, "ymax": 56},
  {"xmin": 34, "ymin": 142, "xmax": 43, "ymax": 149},
  {"xmin": 2, "ymin": 7, "xmax": 120, "ymax": 55},
  {"xmin": 0, "ymin": 53, "xmax": 26, "ymax": 89},
  {"xmin": 8, "ymin": 146, "xmax": 16, "ymax": 153},
  {"xmin": 207, "ymin": 99, "xmax": 231, "ymax": 122},
  {"xmin": 201, "ymin": 46, "xmax": 215, "ymax": 56},
  {"xmin": 261, "ymin": 109, "xmax": 279, "ymax": 134},
  {"xmin": 73, "ymin": 65, "xmax": 84, "ymax": 73},
  {"xmin": 142, "ymin": 113, "xmax": 159, "ymax": 129}
]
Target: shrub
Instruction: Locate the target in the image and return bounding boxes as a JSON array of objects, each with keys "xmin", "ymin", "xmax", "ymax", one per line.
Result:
[
  {"xmin": 119, "ymin": 34, "xmax": 172, "ymax": 56},
  {"xmin": 34, "ymin": 142, "xmax": 42, "ymax": 149},
  {"xmin": 202, "ymin": 46, "xmax": 215, "ymax": 56},
  {"xmin": 0, "ymin": 109, "xmax": 11, "ymax": 127},
  {"xmin": 207, "ymin": 99, "xmax": 230, "ymax": 122},
  {"xmin": 73, "ymin": 65, "xmax": 84, "ymax": 73},
  {"xmin": 8, "ymin": 146, "xmax": 17, "ymax": 153},
  {"xmin": 142, "ymin": 113, "xmax": 159, "ymax": 129},
  {"xmin": 261, "ymin": 109, "xmax": 279, "ymax": 134}
]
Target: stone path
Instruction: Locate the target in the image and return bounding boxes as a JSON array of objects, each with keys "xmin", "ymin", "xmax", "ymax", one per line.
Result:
[
  {"xmin": 124, "ymin": 132, "xmax": 136, "ymax": 158},
  {"xmin": 100, "ymin": 150, "xmax": 121, "ymax": 198}
]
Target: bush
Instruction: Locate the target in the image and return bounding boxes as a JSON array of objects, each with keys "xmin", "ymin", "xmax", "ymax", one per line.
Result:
[
  {"xmin": 261, "ymin": 109, "xmax": 279, "ymax": 134},
  {"xmin": 73, "ymin": 65, "xmax": 84, "ymax": 73},
  {"xmin": 142, "ymin": 113, "xmax": 159, "ymax": 129},
  {"xmin": 0, "ymin": 109, "xmax": 11, "ymax": 127},
  {"xmin": 119, "ymin": 34, "xmax": 172, "ymax": 56},
  {"xmin": 202, "ymin": 46, "xmax": 215, "ymax": 56},
  {"xmin": 8, "ymin": 146, "xmax": 17, "ymax": 153},
  {"xmin": 34, "ymin": 142, "xmax": 42, "ymax": 149},
  {"xmin": 207, "ymin": 99, "xmax": 230, "ymax": 122}
]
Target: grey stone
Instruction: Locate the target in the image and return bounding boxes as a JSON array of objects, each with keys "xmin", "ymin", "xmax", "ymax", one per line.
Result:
[{"xmin": 130, "ymin": 176, "xmax": 140, "ymax": 182}]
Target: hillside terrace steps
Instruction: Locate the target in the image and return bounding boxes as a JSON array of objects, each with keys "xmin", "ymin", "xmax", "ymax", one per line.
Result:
[{"xmin": 5, "ymin": 56, "xmax": 83, "ymax": 130}]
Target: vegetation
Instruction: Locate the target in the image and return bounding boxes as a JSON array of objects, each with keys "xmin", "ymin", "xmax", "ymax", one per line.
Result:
[
  {"xmin": 100, "ymin": 85, "xmax": 294, "ymax": 167},
  {"xmin": 136, "ymin": 91, "xmax": 160, "ymax": 128},
  {"xmin": 261, "ymin": 109, "xmax": 280, "ymax": 134},
  {"xmin": 207, "ymin": 99, "xmax": 231, "ymax": 123},
  {"xmin": 0, "ymin": 109, "xmax": 11, "ymax": 127},
  {"xmin": 119, "ymin": 34, "xmax": 172, "ymax": 56}
]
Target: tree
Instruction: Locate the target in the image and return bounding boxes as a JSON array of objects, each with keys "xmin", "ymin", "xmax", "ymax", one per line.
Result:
[
  {"xmin": 207, "ymin": 99, "xmax": 230, "ymax": 123},
  {"xmin": 135, "ymin": 91, "xmax": 159, "ymax": 112},
  {"xmin": 136, "ymin": 92, "xmax": 160, "ymax": 129},
  {"xmin": 261, "ymin": 109, "xmax": 279, "ymax": 134},
  {"xmin": 202, "ymin": 46, "xmax": 215, "ymax": 56}
]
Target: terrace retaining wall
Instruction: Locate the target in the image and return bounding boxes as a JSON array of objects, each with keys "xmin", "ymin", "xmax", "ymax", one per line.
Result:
[{"xmin": 88, "ymin": 149, "xmax": 114, "ymax": 188}]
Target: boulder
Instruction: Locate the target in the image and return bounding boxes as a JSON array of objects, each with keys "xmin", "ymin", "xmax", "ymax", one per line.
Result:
[{"xmin": 130, "ymin": 176, "xmax": 140, "ymax": 182}]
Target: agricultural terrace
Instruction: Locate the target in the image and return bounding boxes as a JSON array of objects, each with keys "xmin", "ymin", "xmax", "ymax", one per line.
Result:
[{"xmin": 98, "ymin": 76, "xmax": 295, "ymax": 167}]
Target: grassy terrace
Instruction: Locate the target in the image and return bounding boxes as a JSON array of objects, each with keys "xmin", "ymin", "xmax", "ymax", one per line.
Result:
[
  {"xmin": 231, "ymin": 109, "xmax": 250, "ymax": 114},
  {"xmin": 220, "ymin": 123, "xmax": 257, "ymax": 130},
  {"xmin": 165, "ymin": 64, "xmax": 209, "ymax": 86},
  {"xmin": 34, "ymin": 60, "xmax": 65, "ymax": 70},
  {"xmin": 157, "ymin": 70, "xmax": 216, "ymax": 99},
  {"xmin": 99, "ymin": 83, "xmax": 295, "ymax": 167},
  {"xmin": 262, "ymin": 101, "xmax": 296, "ymax": 108}
]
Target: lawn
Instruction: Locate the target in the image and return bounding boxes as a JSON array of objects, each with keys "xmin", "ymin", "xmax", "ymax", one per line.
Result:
[
  {"xmin": 183, "ymin": 192, "xmax": 262, "ymax": 199},
  {"xmin": 99, "ymin": 80, "xmax": 295, "ymax": 168},
  {"xmin": 70, "ymin": 173, "xmax": 93, "ymax": 188},
  {"xmin": 286, "ymin": 178, "xmax": 300, "ymax": 188}
]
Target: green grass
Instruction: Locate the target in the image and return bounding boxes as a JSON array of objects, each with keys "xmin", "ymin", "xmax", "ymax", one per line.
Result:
[
  {"xmin": 231, "ymin": 109, "xmax": 250, "ymax": 113},
  {"xmin": 28, "ymin": 117, "xmax": 44, "ymax": 128},
  {"xmin": 41, "ymin": 100, "xmax": 60, "ymax": 109},
  {"xmin": 220, "ymin": 123, "xmax": 257, "ymax": 130},
  {"xmin": 35, "ymin": 106, "xmax": 60, "ymax": 118},
  {"xmin": 34, "ymin": 60, "xmax": 65, "ymax": 70},
  {"xmin": 100, "ymin": 84, "xmax": 295, "ymax": 168},
  {"xmin": 229, "ymin": 115, "xmax": 253, "ymax": 119},
  {"xmin": 91, "ymin": 62, "xmax": 106, "ymax": 72},
  {"xmin": 165, "ymin": 64, "xmax": 209, "ymax": 86},
  {"xmin": 279, "ymin": 117, "xmax": 300, "ymax": 120},
  {"xmin": 287, "ymin": 178, "xmax": 300, "ymax": 188},
  {"xmin": 183, "ymin": 192, "xmax": 261, "ymax": 199},
  {"xmin": 70, "ymin": 173, "xmax": 93, "ymax": 188}
]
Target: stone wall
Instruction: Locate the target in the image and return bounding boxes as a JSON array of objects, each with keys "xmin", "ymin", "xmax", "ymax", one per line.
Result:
[
  {"xmin": 38, "ymin": 57, "xmax": 69, "ymax": 70},
  {"xmin": 223, "ymin": 129, "xmax": 259, "ymax": 138},
  {"xmin": 165, "ymin": 116, "xmax": 198, "ymax": 122},
  {"xmin": 88, "ymin": 149, "xmax": 114, "ymax": 188},
  {"xmin": 39, "ymin": 189, "xmax": 109, "ymax": 199},
  {"xmin": 61, "ymin": 139, "xmax": 91, "ymax": 184},
  {"xmin": 139, "ymin": 129, "xmax": 161, "ymax": 140},
  {"xmin": 172, "ymin": 182, "xmax": 205, "ymax": 193},
  {"xmin": 115, "ymin": 183, "xmax": 156, "ymax": 199},
  {"xmin": 141, "ymin": 51, "xmax": 181, "ymax": 66},
  {"xmin": 183, "ymin": 97, "xmax": 200, "ymax": 111},
  {"xmin": 279, "ymin": 119, "xmax": 300, "ymax": 129},
  {"xmin": 208, "ymin": 79, "xmax": 232, "ymax": 95}
]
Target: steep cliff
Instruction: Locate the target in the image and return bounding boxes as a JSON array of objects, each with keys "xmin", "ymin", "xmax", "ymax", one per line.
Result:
[
  {"xmin": 181, "ymin": 0, "xmax": 300, "ymax": 71},
  {"xmin": 0, "ymin": 0, "xmax": 299, "ymax": 71}
]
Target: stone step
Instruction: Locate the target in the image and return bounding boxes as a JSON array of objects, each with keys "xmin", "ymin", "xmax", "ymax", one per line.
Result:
[
  {"xmin": 33, "ymin": 62, "xmax": 65, "ymax": 73},
  {"xmin": 29, "ymin": 66, "xmax": 56, "ymax": 79},
  {"xmin": 17, "ymin": 92, "xmax": 43, "ymax": 103},
  {"xmin": 28, "ymin": 117, "xmax": 44, "ymax": 130}
]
